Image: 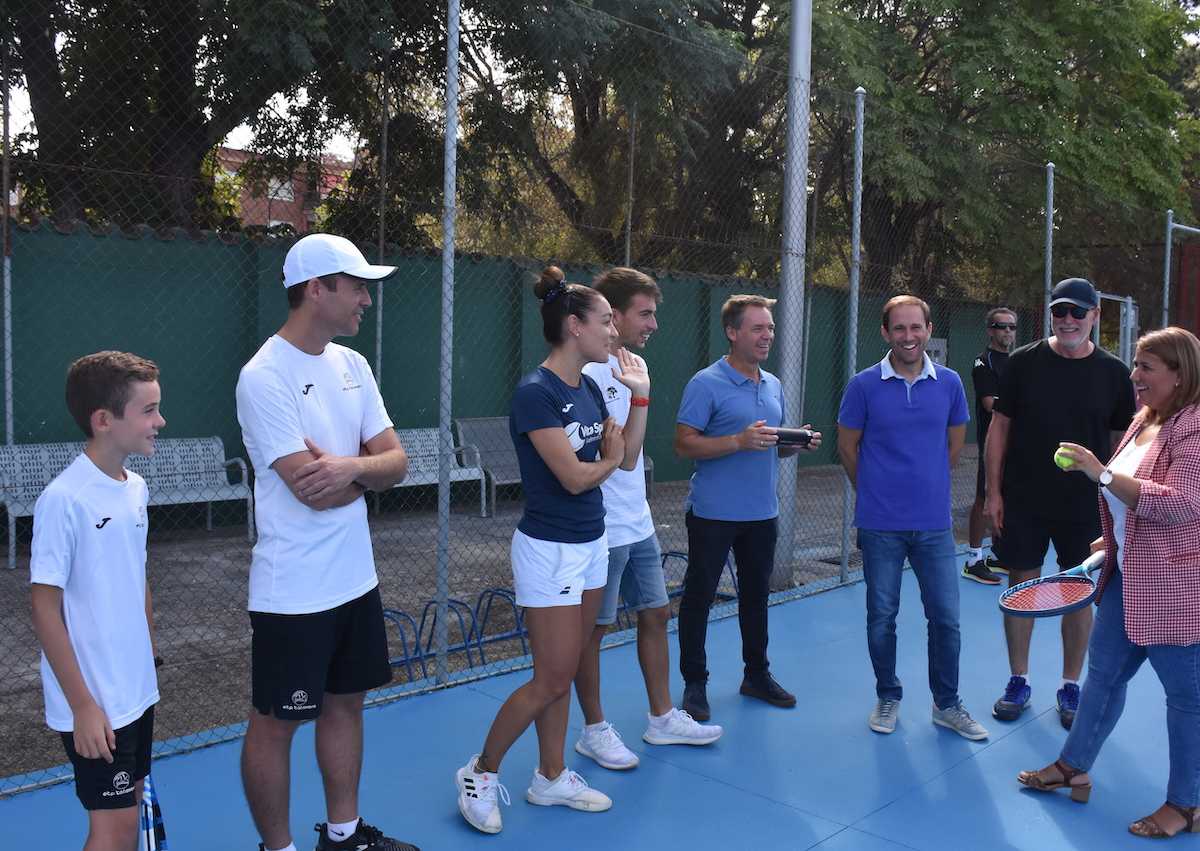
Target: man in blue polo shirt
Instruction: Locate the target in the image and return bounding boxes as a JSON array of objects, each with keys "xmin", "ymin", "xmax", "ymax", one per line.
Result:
[
  {"xmin": 674, "ymin": 295, "xmax": 822, "ymax": 722},
  {"xmin": 837, "ymin": 294, "xmax": 988, "ymax": 741}
]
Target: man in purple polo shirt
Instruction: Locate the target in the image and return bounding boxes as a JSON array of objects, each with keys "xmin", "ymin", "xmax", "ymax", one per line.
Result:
[
  {"xmin": 674, "ymin": 294, "xmax": 822, "ymax": 723},
  {"xmin": 837, "ymin": 295, "xmax": 988, "ymax": 741}
]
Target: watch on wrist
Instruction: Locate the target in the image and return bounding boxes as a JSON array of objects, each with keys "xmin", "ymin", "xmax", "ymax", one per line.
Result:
[{"xmin": 1098, "ymin": 468, "xmax": 1114, "ymax": 488}]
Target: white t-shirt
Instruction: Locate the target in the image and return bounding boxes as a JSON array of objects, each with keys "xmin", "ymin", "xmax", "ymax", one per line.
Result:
[
  {"xmin": 236, "ymin": 335, "xmax": 393, "ymax": 614},
  {"xmin": 1102, "ymin": 437, "xmax": 1153, "ymax": 570},
  {"xmin": 30, "ymin": 454, "xmax": 158, "ymax": 733},
  {"xmin": 582, "ymin": 355, "xmax": 654, "ymax": 547}
]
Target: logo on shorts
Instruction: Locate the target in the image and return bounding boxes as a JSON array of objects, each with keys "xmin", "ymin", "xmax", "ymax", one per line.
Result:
[
  {"xmin": 100, "ymin": 770, "xmax": 134, "ymax": 798},
  {"xmin": 283, "ymin": 688, "xmax": 316, "ymax": 712},
  {"xmin": 302, "ymin": 384, "xmax": 314, "ymax": 395},
  {"xmin": 95, "ymin": 517, "xmax": 111, "ymax": 529},
  {"xmin": 560, "ymin": 585, "xmax": 571, "ymax": 595}
]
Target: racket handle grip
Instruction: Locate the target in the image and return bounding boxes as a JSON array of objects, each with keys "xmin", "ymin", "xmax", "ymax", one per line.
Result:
[{"xmin": 1066, "ymin": 551, "xmax": 1106, "ymax": 576}]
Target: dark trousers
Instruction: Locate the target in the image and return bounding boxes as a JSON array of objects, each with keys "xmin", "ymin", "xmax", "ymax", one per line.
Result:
[{"xmin": 678, "ymin": 511, "xmax": 778, "ymax": 684}]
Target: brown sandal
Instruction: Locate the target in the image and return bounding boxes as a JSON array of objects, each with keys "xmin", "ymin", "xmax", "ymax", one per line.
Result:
[
  {"xmin": 1016, "ymin": 759, "xmax": 1092, "ymax": 803},
  {"xmin": 1129, "ymin": 802, "xmax": 1200, "ymax": 838}
]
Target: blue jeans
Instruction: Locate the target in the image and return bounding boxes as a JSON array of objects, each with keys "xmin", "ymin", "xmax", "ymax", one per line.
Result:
[
  {"xmin": 596, "ymin": 534, "xmax": 669, "ymax": 626},
  {"xmin": 1060, "ymin": 570, "xmax": 1200, "ymax": 807},
  {"xmin": 858, "ymin": 528, "xmax": 960, "ymax": 710}
]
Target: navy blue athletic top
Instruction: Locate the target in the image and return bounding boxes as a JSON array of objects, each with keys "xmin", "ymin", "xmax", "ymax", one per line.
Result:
[{"xmin": 510, "ymin": 366, "xmax": 610, "ymax": 543}]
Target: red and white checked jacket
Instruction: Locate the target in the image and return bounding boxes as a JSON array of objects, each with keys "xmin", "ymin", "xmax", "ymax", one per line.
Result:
[{"xmin": 1095, "ymin": 403, "xmax": 1200, "ymax": 646}]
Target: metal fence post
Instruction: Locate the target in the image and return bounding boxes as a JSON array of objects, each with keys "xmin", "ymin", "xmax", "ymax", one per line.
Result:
[
  {"xmin": 1164, "ymin": 208, "xmax": 1174, "ymax": 329},
  {"xmin": 435, "ymin": 0, "xmax": 462, "ymax": 683},
  {"xmin": 773, "ymin": 0, "xmax": 813, "ymax": 590},
  {"xmin": 376, "ymin": 52, "xmax": 390, "ymax": 381},
  {"xmin": 1043, "ymin": 161, "xmax": 1054, "ymax": 339},
  {"xmin": 839, "ymin": 86, "xmax": 865, "ymax": 585},
  {"xmin": 624, "ymin": 105, "xmax": 635, "ymax": 267}
]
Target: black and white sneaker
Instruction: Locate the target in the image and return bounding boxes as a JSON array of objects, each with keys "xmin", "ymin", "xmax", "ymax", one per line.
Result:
[
  {"xmin": 313, "ymin": 818, "xmax": 419, "ymax": 850},
  {"xmin": 962, "ymin": 559, "xmax": 1002, "ymax": 585}
]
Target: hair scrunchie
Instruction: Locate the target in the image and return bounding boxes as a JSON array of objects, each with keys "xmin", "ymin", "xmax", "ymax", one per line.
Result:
[{"xmin": 542, "ymin": 281, "xmax": 569, "ymax": 304}]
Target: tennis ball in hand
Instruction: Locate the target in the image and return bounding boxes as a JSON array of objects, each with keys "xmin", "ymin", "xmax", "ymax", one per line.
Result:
[{"xmin": 1053, "ymin": 447, "xmax": 1075, "ymax": 470}]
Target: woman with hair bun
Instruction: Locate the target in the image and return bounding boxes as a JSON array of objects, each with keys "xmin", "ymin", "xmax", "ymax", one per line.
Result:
[{"xmin": 454, "ymin": 266, "xmax": 651, "ymax": 834}]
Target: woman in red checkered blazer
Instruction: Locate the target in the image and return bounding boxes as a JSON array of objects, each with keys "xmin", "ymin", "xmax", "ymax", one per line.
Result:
[{"xmin": 1017, "ymin": 326, "xmax": 1200, "ymax": 839}]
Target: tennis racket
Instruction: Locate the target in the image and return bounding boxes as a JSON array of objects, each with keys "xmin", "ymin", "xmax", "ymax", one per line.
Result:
[
  {"xmin": 998, "ymin": 551, "xmax": 1106, "ymax": 618},
  {"xmin": 141, "ymin": 772, "xmax": 168, "ymax": 850}
]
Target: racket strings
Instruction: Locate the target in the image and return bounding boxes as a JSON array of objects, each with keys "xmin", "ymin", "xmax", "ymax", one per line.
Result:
[{"xmin": 1003, "ymin": 577, "xmax": 1094, "ymax": 612}]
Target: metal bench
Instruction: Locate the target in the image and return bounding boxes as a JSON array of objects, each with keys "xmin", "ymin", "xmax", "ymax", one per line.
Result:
[
  {"xmin": 454, "ymin": 416, "xmax": 655, "ymax": 513},
  {"xmin": 373, "ymin": 427, "xmax": 486, "ymax": 517},
  {"xmin": 0, "ymin": 437, "xmax": 253, "ymax": 569},
  {"xmin": 453, "ymin": 417, "xmax": 521, "ymax": 517}
]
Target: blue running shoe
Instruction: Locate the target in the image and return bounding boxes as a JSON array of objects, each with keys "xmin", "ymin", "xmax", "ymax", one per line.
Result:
[
  {"xmin": 993, "ymin": 675, "xmax": 1031, "ymax": 721},
  {"xmin": 1057, "ymin": 682, "xmax": 1080, "ymax": 730}
]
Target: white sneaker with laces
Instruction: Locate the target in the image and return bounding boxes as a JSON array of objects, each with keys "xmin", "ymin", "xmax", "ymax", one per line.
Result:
[
  {"xmin": 455, "ymin": 754, "xmax": 510, "ymax": 834},
  {"xmin": 642, "ymin": 707, "xmax": 723, "ymax": 746},
  {"xmin": 574, "ymin": 721, "xmax": 640, "ymax": 769},
  {"xmin": 525, "ymin": 766, "xmax": 612, "ymax": 811},
  {"xmin": 932, "ymin": 702, "xmax": 989, "ymax": 741}
]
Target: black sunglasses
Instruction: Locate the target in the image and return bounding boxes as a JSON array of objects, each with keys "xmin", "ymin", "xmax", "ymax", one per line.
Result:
[
  {"xmin": 988, "ymin": 322, "xmax": 1017, "ymax": 330},
  {"xmin": 1050, "ymin": 304, "xmax": 1091, "ymax": 320}
]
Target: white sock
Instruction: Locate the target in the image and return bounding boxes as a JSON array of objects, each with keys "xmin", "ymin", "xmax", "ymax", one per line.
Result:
[
  {"xmin": 649, "ymin": 709, "xmax": 673, "ymax": 725},
  {"xmin": 326, "ymin": 819, "xmax": 359, "ymax": 841},
  {"xmin": 967, "ymin": 547, "xmax": 983, "ymax": 563},
  {"xmin": 584, "ymin": 720, "xmax": 607, "ymax": 734},
  {"xmin": 1061, "ymin": 678, "xmax": 1079, "ymax": 690},
  {"xmin": 266, "ymin": 844, "xmax": 297, "ymax": 851},
  {"xmin": 1014, "ymin": 674, "xmax": 1029, "ymax": 686}
]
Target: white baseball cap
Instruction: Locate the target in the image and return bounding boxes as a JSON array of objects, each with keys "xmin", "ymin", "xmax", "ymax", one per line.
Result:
[{"xmin": 282, "ymin": 233, "xmax": 397, "ymax": 288}]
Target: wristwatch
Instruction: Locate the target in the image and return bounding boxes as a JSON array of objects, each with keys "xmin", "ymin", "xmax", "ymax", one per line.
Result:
[{"xmin": 1098, "ymin": 468, "xmax": 1114, "ymax": 488}]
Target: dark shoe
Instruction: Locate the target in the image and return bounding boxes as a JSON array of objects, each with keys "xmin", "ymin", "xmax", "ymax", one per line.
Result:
[
  {"xmin": 981, "ymin": 556, "xmax": 1008, "ymax": 576},
  {"xmin": 314, "ymin": 819, "xmax": 419, "ymax": 850},
  {"xmin": 1057, "ymin": 682, "xmax": 1080, "ymax": 730},
  {"xmin": 682, "ymin": 681, "xmax": 711, "ymax": 722},
  {"xmin": 739, "ymin": 673, "xmax": 796, "ymax": 708},
  {"xmin": 992, "ymin": 675, "xmax": 1031, "ymax": 721},
  {"xmin": 962, "ymin": 559, "xmax": 1002, "ymax": 585}
]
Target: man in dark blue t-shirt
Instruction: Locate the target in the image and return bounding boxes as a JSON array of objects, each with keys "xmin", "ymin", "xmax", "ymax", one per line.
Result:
[{"xmin": 838, "ymin": 295, "xmax": 988, "ymax": 741}]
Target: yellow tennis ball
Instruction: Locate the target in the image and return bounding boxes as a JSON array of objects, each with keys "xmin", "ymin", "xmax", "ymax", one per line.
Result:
[{"xmin": 1054, "ymin": 447, "xmax": 1074, "ymax": 470}]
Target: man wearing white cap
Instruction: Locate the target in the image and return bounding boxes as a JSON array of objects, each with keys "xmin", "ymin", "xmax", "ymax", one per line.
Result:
[{"xmin": 236, "ymin": 234, "xmax": 416, "ymax": 851}]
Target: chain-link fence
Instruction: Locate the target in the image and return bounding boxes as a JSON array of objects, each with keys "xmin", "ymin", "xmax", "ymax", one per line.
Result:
[{"xmin": 3, "ymin": 0, "xmax": 1194, "ymax": 795}]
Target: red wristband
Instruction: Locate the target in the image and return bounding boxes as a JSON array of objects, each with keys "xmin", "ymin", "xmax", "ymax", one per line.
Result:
[{"xmin": 630, "ymin": 397, "xmax": 650, "ymax": 407}]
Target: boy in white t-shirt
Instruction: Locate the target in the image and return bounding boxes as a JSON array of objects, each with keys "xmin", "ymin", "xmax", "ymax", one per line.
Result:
[
  {"xmin": 236, "ymin": 234, "xmax": 415, "ymax": 851},
  {"xmin": 572, "ymin": 269, "xmax": 722, "ymax": 773},
  {"xmin": 30, "ymin": 351, "xmax": 165, "ymax": 851}
]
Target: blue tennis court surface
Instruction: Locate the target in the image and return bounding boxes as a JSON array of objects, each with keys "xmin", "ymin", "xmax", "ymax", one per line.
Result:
[{"xmin": 5, "ymin": 569, "xmax": 1169, "ymax": 850}]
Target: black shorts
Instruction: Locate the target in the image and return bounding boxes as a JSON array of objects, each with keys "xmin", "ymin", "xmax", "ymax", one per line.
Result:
[
  {"xmin": 250, "ymin": 586, "xmax": 392, "ymax": 720},
  {"xmin": 61, "ymin": 705, "xmax": 154, "ymax": 811},
  {"xmin": 991, "ymin": 501, "xmax": 1098, "ymax": 574}
]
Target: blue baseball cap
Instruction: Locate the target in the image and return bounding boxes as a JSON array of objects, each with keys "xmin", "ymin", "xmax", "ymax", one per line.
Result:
[{"xmin": 1049, "ymin": 277, "xmax": 1099, "ymax": 309}]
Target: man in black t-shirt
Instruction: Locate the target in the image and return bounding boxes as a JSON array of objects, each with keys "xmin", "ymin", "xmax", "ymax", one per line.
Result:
[
  {"xmin": 963, "ymin": 308, "xmax": 1017, "ymax": 584},
  {"xmin": 984, "ymin": 278, "xmax": 1135, "ymax": 731}
]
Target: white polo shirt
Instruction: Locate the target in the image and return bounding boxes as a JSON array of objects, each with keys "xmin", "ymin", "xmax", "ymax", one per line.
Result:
[
  {"xmin": 582, "ymin": 355, "xmax": 655, "ymax": 547},
  {"xmin": 236, "ymin": 335, "xmax": 393, "ymax": 614},
  {"xmin": 31, "ymin": 454, "xmax": 158, "ymax": 732}
]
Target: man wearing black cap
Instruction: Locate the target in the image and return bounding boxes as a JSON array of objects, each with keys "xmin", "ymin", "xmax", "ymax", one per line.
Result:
[
  {"xmin": 236, "ymin": 234, "xmax": 417, "ymax": 851},
  {"xmin": 984, "ymin": 278, "xmax": 1135, "ymax": 730}
]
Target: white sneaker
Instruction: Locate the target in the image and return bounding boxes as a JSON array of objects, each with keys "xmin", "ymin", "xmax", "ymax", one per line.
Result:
[
  {"xmin": 574, "ymin": 721, "xmax": 640, "ymax": 770},
  {"xmin": 642, "ymin": 707, "xmax": 723, "ymax": 746},
  {"xmin": 525, "ymin": 766, "xmax": 612, "ymax": 812},
  {"xmin": 455, "ymin": 754, "xmax": 510, "ymax": 834}
]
